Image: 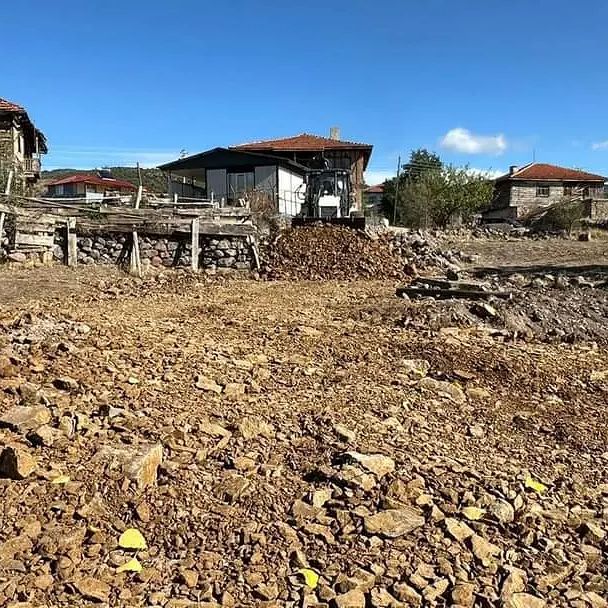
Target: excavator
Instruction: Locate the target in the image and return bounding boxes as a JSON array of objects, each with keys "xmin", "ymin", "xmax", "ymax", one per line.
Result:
[{"xmin": 292, "ymin": 157, "xmax": 365, "ymax": 229}]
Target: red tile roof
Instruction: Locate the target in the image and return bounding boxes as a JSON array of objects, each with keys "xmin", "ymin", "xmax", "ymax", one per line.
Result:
[
  {"xmin": 498, "ymin": 163, "xmax": 605, "ymax": 182},
  {"xmin": 0, "ymin": 97, "xmax": 48, "ymax": 153},
  {"xmin": 365, "ymin": 184, "xmax": 385, "ymax": 193},
  {"xmin": 0, "ymin": 97, "xmax": 26, "ymax": 113},
  {"xmin": 47, "ymin": 174, "xmax": 137, "ymax": 191},
  {"xmin": 232, "ymin": 133, "xmax": 372, "ymax": 152}
]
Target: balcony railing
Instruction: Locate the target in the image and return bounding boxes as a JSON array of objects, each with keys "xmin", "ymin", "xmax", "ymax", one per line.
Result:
[{"xmin": 22, "ymin": 157, "xmax": 41, "ymax": 176}]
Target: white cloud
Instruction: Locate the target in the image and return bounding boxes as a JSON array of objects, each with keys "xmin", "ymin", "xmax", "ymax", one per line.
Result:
[
  {"xmin": 466, "ymin": 167, "xmax": 505, "ymax": 179},
  {"xmin": 592, "ymin": 140, "xmax": 608, "ymax": 151},
  {"xmin": 364, "ymin": 169, "xmax": 395, "ymax": 185},
  {"xmin": 440, "ymin": 128, "xmax": 507, "ymax": 155}
]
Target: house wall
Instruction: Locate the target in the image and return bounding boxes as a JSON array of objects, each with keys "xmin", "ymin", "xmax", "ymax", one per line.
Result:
[
  {"xmin": 278, "ymin": 167, "xmax": 304, "ymax": 216},
  {"xmin": 584, "ymin": 199, "xmax": 608, "ymax": 220},
  {"xmin": 0, "ymin": 122, "xmax": 25, "ymax": 194},
  {"xmin": 510, "ymin": 182, "xmax": 565, "ymax": 215},
  {"xmin": 254, "ymin": 166, "xmax": 276, "ymax": 195},
  {"xmin": 492, "ymin": 181, "xmax": 605, "ymax": 218},
  {"xmin": 206, "ymin": 169, "xmax": 228, "ymax": 201},
  {"xmin": 0, "ymin": 123, "xmax": 15, "ymax": 168},
  {"xmin": 364, "ymin": 192, "xmax": 384, "ymax": 214}
]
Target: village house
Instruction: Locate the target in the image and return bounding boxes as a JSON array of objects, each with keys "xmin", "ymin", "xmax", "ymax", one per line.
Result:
[
  {"xmin": 364, "ymin": 183, "xmax": 385, "ymax": 214},
  {"xmin": 485, "ymin": 163, "xmax": 606, "ymax": 220},
  {"xmin": 0, "ymin": 97, "xmax": 47, "ymax": 194},
  {"xmin": 45, "ymin": 171, "xmax": 137, "ymax": 201},
  {"xmin": 159, "ymin": 130, "xmax": 373, "ymax": 216}
]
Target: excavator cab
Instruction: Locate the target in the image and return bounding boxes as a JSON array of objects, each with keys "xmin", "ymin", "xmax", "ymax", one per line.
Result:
[{"xmin": 300, "ymin": 169, "xmax": 357, "ymax": 218}]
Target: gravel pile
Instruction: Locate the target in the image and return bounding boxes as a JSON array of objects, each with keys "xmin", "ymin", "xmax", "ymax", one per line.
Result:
[{"xmin": 261, "ymin": 226, "xmax": 466, "ymax": 281}]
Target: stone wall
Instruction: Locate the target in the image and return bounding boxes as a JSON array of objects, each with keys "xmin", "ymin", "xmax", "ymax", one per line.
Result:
[
  {"xmin": 52, "ymin": 232, "xmax": 253, "ymax": 270},
  {"xmin": 585, "ymin": 199, "xmax": 608, "ymax": 221},
  {"xmin": 0, "ymin": 123, "xmax": 26, "ymax": 195},
  {"xmin": 0, "ymin": 128, "xmax": 13, "ymax": 161}
]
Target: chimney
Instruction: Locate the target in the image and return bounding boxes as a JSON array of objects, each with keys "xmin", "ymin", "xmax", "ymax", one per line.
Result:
[
  {"xmin": 329, "ymin": 126, "xmax": 341, "ymax": 141},
  {"xmin": 509, "ymin": 165, "xmax": 518, "ymax": 175}
]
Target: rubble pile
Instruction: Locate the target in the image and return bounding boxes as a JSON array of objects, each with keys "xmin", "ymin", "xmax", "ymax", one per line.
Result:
[
  {"xmin": 261, "ymin": 226, "xmax": 466, "ymax": 281},
  {"xmin": 0, "ymin": 274, "xmax": 606, "ymax": 607},
  {"xmin": 390, "ymin": 272, "xmax": 608, "ymax": 344}
]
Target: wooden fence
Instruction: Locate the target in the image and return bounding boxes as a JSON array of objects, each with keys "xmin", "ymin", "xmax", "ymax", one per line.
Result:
[{"xmin": 0, "ymin": 191, "xmax": 257, "ymax": 275}]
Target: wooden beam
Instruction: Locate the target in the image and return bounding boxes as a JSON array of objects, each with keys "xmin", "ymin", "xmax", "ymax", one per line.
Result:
[
  {"xmin": 66, "ymin": 217, "xmax": 77, "ymax": 267},
  {"xmin": 129, "ymin": 231, "xmax": 141, "ymax": 277},
  {"xmin": 4, "ymin": 170, "xmax": 13, "ymax": 196},
  {"xmin": 248, "ymin": 235, "xmax": 260, "ymax": 270},
  {"xmin": 15, "ymin": 233, "xmax": 55, "ymax": 247},
  {"xmin": 134, "ymin": 185, "xmax": 143, "ymax": 209},
  {"xmin": 191, "ymin": 217, "xmax": 200, "ymax": 272},
  {"xmin": 396, "ymin": 286, "xmax": 512, "ymax": 301}
]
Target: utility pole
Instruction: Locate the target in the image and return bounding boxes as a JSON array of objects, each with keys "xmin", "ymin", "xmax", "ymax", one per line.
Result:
[{"xmin": 392, "ymin": 155, "xmax": 401, "ymax": 226}]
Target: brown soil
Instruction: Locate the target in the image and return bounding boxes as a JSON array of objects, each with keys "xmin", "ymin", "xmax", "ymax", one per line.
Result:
[{"xmin": 0, "ymin": 242, "xmax": 606, "ymax": 607}]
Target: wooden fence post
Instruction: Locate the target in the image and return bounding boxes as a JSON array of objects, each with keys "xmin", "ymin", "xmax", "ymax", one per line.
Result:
[
  {"xmin": 66, "ymin": 217, "xmax": 77, "ymax": 267},
  {"xmin": 191, "ymin": 217, "xmax": 200, "ymax": 272},
  {"xmin": 129, "ymin": 185, "xmax": 143, "ymax": 277},
  {"xmin": 129, "ymin": 232, "xmax": 141, "ymax": 276}
]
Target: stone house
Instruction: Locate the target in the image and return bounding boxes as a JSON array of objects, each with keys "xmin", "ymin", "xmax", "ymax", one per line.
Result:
[
  {"xmin": 0, "ymin": 97, "xmax": 47, "ymax": 194},
  {"xmin": 485, "ymin": 163, "xmax": 606, "ymax": 220},
  {"xmin": 231, "ymin": 131, "xmax": 373, "ymax": 210}
]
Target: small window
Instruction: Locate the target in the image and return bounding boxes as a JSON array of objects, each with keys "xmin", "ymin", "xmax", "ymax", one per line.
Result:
[
  {"xmin": 563, "ymin": 185, "xmax": 573, "ymax": 196},
  {"xmin": 536, "ymin": 185, "xmax": 550, "ymax": 197}
]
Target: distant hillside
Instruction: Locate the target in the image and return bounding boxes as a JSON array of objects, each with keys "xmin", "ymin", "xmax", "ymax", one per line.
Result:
[{"xmin": 40, "ymin": 167, "xmax": 168, "ymax": 193}]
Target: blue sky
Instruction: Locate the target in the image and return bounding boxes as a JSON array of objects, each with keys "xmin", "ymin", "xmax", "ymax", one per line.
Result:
[{"xmin": 4, "ymin": 0, "xmax": 608, "ymax": 183}]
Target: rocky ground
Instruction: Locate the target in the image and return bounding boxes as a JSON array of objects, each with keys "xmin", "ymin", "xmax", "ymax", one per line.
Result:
[{"xmin": 0, "ymin": 236, "xmax": 606, "ymax": 607}]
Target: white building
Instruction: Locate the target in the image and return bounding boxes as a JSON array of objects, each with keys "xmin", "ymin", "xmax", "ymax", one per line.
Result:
[{"xmin": 159, "ymin": 147, "xmax": 307, "ymax": 216}]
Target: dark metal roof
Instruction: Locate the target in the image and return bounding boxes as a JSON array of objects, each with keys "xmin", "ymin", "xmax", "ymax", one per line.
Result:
[{"xmin": 158, "ymin": 147, "xmax": 309, "ymax": 174}]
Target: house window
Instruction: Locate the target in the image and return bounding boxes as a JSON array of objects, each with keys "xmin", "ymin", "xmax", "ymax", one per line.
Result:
[
  {"xmin": 563, "ymin": 185, "xmax": 573, "ymax": 196},
  {"xmin": 536, "ymin": 185, "xmax": 550, "ymax": 197},
  {"xmin": 227, "ymin": 171, "xmax": 254, "ymax": 200}
]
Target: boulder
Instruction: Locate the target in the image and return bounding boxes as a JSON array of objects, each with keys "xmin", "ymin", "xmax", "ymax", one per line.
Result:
[
  {"xmin": 0, "ymin": 446, "xmax": 37, "ymax": 479},
  {"xmin": 418, "ymin": 377, "xmax": 466, "ymax": 403},
  {"xmin": 8, "ymin": 252, "xmax": 27, "ymax": 263},
  {"xmin": 73, "ymin": 576, "xmax": 110, "ymax": 603},
  {"xmin": 504, "ymin": 593, "xmax": 546, "ymax": 608},
  {"xmin": 345, "ymin": 452, "xmax": 395, "ymax": 478},
  {"xmin": 334, "ymin": 589, "xmax": 366, "ymax": 608},
  {"xmin": 444, "ymin": 517, "xmax": 474, "ymax": 542},
  {"xmin": 95, "ymin": 443, "xmax": 163, "ymax": 489},
  {"xmin": 0, "ymin": 405, "xmax": 51, "ymax": 433},
  {"xmin": 363, "ymin": 508, "xmax": 425, "ymax": 538}
]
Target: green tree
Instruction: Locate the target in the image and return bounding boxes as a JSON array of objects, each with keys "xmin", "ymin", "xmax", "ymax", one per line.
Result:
[
  {"xmin": 383, "ymin": 149, "xmax": 494, "ymax": 228},
  {"xmin": 382, "ymin": 148, "xmax": 443, "ymax": 224},
  {"xmin": 402, "ymin": 148, "xmax": 443, "ymax": 181},
  {"xmin": 429, "ymin": 165, "xmax": 495, "ymax": 227}
]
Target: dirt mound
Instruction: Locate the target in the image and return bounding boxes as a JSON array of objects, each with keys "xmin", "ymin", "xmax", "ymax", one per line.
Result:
[
  {"xmin": 261, "ymin": 225, "xmax": 411, "ymax": 281},
  {"xmin": 260, "ymin": 225, "xmax": 467, "ymax": 281}
]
